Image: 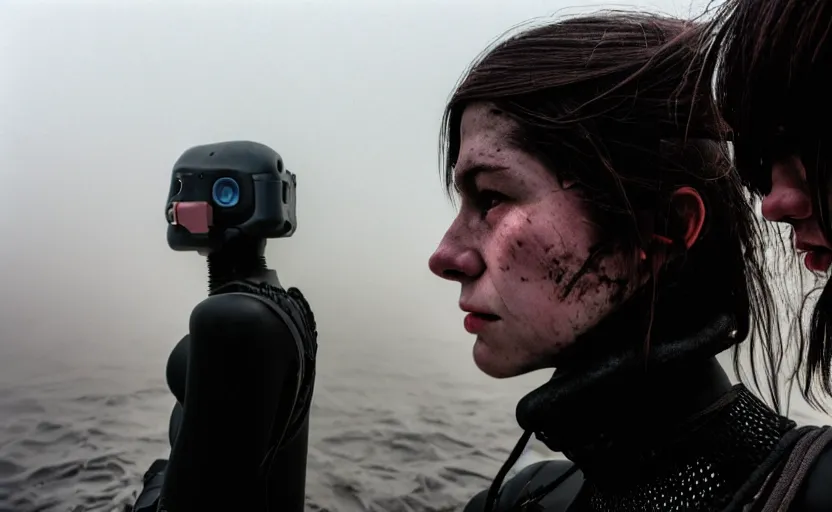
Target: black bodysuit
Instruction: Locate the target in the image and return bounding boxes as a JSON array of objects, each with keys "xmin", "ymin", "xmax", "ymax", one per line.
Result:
[{"xmin": 133, "ymin": 278, "xmax": 318, "ymax": 512}]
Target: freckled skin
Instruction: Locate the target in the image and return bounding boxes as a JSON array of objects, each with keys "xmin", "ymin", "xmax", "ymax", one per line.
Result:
[{"xmin": 429, "ymin": 102, "xmax": 646, "ymax": 378}]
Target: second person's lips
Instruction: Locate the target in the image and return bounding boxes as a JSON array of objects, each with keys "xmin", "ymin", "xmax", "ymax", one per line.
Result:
[
  {"xmin": 804, "ymin": 249, "xmax": 832, "ymax": 272},
  {"xmin": 796, "ymin": 240, "xmax": 832, "ymax": 272}
]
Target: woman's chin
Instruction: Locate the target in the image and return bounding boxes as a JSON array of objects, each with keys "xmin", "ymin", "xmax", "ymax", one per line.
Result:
[{"xmin": 473, "ymin": 337, "xmax": 524, "ymax": 379}]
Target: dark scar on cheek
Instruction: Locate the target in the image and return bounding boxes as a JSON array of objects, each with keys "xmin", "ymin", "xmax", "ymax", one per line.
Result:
[
  {"xmin": 560, "ymin": 246, "xmax": 603, "ymax": 298},
  {"xmin": 559, "ymin": 242, "xmax": 629, "ymax": 300}
]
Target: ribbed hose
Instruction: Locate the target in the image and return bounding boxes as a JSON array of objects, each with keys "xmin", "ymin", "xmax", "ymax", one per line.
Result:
[{"xmin": 206, "ymin": 237, "xmax": 268, "ymax": 293}]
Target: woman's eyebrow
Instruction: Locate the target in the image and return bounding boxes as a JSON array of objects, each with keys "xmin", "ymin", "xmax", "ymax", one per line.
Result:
[{"xmin": 454, "ymin": 163, "xmax": 511, "ymax": 193}]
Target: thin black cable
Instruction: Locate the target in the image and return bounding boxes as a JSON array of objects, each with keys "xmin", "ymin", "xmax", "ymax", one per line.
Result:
[{"xmin": 485, "ymin": 430, "xmax": 534, "ymax": 512}]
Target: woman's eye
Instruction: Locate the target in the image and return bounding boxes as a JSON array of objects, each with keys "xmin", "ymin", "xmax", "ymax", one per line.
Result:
[{"xmin": 474, "ymin": 190, "xmax": 506, "ymax": 216}]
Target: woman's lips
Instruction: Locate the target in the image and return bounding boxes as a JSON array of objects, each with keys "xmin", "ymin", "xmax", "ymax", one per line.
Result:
[{"xmin": 463, "ymin": 313, "xmax": 499, "ymax": 334}]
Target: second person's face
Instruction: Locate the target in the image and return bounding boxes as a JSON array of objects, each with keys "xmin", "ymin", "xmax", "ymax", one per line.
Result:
[{"xmin": 760, "ymin": 155, "xmax": 832, "ymax": 272}]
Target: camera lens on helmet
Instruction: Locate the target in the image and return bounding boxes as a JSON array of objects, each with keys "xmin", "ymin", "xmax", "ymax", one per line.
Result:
[{"xmin": 212, "ymin": 177, "xmax": 240, "ymax": 208}]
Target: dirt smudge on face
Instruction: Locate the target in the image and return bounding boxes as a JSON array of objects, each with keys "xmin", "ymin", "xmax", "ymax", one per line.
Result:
[
  {"xmin": 548, "ymin": 243, "xmax": 631, "ymax": 306},
  {"xmin": 546, "ymin": 267, "xmax": 565, "ymax": 284},
  {"xmin": 597, "ymin": 273, "xmax": 630, "ymax": 305},
  {"xmin": 560, "ymin": 244, "xmax": 606, "ymax": 299}
]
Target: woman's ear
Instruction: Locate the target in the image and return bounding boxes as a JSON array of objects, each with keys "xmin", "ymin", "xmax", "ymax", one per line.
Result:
[{"xmin": 670, "ymin": 186, "xmax": 706, "ymax": 249}]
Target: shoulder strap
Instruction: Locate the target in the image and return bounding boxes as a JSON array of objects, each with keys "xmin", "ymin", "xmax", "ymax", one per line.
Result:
[{"xmin": 755, "ymin": 425, "xmax": 832, "ymax": 512}]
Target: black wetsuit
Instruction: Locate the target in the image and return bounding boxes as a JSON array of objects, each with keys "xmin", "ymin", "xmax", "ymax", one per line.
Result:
[{"xmin": 464, "ymin": 313, "xmax": 832, "ymax": 512}]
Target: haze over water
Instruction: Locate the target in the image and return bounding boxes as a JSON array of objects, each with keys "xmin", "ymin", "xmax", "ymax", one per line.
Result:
[{"xmin": 1, "ymin": 1, "xmax": 829, "ymax": 510}]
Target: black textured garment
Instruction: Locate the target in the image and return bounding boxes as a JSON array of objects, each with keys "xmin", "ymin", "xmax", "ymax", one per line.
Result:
[{"xmin": 465, "ymin": 315, "xmax": 800, "ymax": 512}]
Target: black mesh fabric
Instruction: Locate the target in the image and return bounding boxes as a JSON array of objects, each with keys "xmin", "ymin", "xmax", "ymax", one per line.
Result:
[{"xmin": 581, "ymin": 386, "xmax": 794, "ymax": 512}]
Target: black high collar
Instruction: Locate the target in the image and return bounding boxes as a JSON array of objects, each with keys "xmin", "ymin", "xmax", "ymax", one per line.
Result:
[
  {"xmin": 516, "ymin": 314, "xmax": 739, "ymax": 459},
  {"xmin": 514, "ymin": 314, "xmax": 795, "ymax": 510}
]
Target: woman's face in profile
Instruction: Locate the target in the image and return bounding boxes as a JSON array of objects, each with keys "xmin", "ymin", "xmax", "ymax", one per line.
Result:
[
  {"xmin": 759, "ymin": 155, "xmax": 832, "ymax": 273},
  {"xmin": 429, "ymin": 102, "xmax": 643, "ymax": 378}
]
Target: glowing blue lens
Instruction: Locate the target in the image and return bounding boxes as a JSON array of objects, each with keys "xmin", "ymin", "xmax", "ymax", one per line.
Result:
[{"xmin": 212, "ymin": 177, "xmax": 240, "ymax": 207}]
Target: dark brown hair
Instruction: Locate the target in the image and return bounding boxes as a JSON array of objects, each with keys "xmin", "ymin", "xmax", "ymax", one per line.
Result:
[
  {"xmin": 704, "ymin": 0, "xmax": 832, "ymax": 410},
  {"xmin": 440, "ymin": 12, "xmax": 784, "ymax": 407}
]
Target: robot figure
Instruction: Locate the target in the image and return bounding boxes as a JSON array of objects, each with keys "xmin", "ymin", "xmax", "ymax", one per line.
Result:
[{"xmin": 133, "ymin": 141, "xmax": 317, "ymax": 512}]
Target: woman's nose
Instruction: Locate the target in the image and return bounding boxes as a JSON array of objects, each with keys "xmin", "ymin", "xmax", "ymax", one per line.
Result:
[{"xmin": 428, "ymin": 235, "xmax": 485, "ymax": 282}]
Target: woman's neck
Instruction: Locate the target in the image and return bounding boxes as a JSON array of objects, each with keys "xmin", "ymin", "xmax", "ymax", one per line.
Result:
[
  {"xmin": 511, "ymin": 301, "xmax": 796, "ymax": 509},
  {"xmin": 515, "ymin": 289, "xmax": 745, "ymax": 483}
]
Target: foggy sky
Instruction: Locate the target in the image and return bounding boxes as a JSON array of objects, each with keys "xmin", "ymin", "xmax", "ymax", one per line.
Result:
[{"xmin": 3, "ymin": 0, "xmax": 828, "ymax": 424}]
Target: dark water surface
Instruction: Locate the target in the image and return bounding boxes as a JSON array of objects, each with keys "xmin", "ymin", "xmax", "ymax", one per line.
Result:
[
  {"xmin": 3, "ymin": 327, "xmax": 831, "ymax": 511},
  {"xmin": 0, "ymin": 330, "xmax": 546, "ymax": 512}
]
